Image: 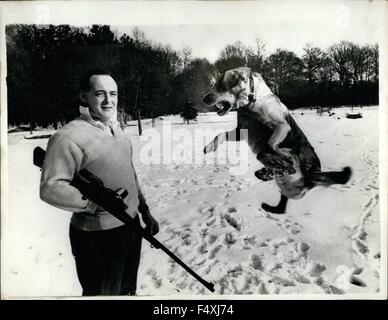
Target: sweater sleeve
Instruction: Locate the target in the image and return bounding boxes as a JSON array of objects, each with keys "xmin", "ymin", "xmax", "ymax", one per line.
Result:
[{"xmin": 40, "ymin": 133, "xmax": 96, "ymax": 213}]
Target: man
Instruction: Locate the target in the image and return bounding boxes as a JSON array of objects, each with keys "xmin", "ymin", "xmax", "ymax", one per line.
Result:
[{"xmin": 40, "ymin": 69, "xmax": 159, "ymax": 296}]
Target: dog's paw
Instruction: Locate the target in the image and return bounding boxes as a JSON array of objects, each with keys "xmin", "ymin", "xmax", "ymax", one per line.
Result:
[
  {"xmin": 260, "ymin": 152, "xmax": 295, "ymax": 174},
  {"xmin": 285, "ymin": 165, "xmax": 296, "ymax": 175},
  {"xmin": 255, "ymin": 167, "xmax": 276, "ymax": 181},
  {"xmin": 275, "ymin": 157, "xmax": 296, "ymax": 176}
]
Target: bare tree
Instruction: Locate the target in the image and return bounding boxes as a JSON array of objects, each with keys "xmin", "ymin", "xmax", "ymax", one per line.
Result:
[
  {"xmin": 363, "ymin": 44, "xmax": 379, "ymax": 82},
  {"xmin": 180, "ymin": 45, "xmax": 193, "ymax": 70},
  {"xmin": 263, "ymin": 49, "xmax": 303, "ymax": 95},
  {"xmin": 214, "ymin": 41, "xmax": 249, "ymax": 74},
  {"xmin": 327, "ymin": 41, "xmax": 354, "ymax": 86},
  {"xmin": 132, "ymin": 27, "xmax": 147, "ymax": 45},
  {"xmin": 246, "ymin": 37, "xmax": 267, "ymax": 72},
  {"xmin": 220, "ymin": 41, "xmax": 247, "ymax": 60},
  {"xmin": 302, "ymin": 44, "xmax": 324, "ymax": 84},
  {"xmin": 316, "ymin": 52, "xmax": 336, "ymax": 83},
  {"xmin": 347, "ymin": 43, "xmax": 367, "ymax": 84}
]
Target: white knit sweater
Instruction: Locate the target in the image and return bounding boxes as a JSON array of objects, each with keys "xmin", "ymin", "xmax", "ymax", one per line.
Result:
[{"xmin": 40, "ymin": 107, "xmax": 142, "ymax": 231}]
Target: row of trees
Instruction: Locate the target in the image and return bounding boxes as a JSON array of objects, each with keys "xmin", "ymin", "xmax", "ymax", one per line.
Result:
[
  {"xmin": 215, "ymin": 40, "xmax": 378, "ymax": 109},
  {"xmin": 6, "ymin": 24, "xmax": 378, "ymax": 128}
]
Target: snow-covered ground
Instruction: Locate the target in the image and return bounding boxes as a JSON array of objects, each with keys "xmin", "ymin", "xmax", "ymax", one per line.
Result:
[{"xmin": 2, "ymin": 106, "xmax": 384, "ymax": 298}]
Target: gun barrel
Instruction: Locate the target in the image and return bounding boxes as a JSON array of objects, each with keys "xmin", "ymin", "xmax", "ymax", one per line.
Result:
[{"xmin": 141, "ymin": 232, "xmax": 215, "ymax": 292}]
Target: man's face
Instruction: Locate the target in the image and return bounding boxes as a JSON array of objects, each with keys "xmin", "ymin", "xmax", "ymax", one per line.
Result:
[{"xmin": 81, "ymin": 75, "xmax": 118, "ymax": 124}]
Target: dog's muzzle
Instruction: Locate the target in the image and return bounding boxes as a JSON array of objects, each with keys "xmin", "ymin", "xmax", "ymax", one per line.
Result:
[
  {"xmin": 202, "ymin": 93, "xmax": 234, "ymax": 116},
  {"xmin": 215, "ymin": 101, "xmax": 233, "ymax": 116},
  {"xmin": 202, "ymin": 92, "xmax": 217, "ymax": 105}
]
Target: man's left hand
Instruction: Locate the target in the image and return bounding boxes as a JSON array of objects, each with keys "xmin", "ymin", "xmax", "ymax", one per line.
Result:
[{"xmin": 142, "ymin": 212, "xmax": 159, "ymax": 236}]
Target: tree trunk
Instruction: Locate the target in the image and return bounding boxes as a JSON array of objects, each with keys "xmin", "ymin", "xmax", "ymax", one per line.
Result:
[
  {"xmin": 29, "ymin": 107, "xmax": 34, "ymax": 134},
  {"xmin": 137, "ymin": 109, "xmax": 142, "ymax": 136},
  {"xmin": 135, "ymin": 78, "xmax": 142, "ymax": 136}
]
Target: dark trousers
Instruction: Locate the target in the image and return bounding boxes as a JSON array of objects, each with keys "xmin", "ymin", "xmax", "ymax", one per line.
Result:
[{"xmin": 69, "ymin": 217, "xmax": 142, "ymax": 296}]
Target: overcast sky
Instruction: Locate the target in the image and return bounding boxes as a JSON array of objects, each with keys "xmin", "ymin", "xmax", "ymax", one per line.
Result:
[
  {"xmin": 113, "ymin": 1, "xmax": 383, "ymax": 62},
  {"xmin": 1, "ymin": 0, "xmax": 384, "ymax": 62}
]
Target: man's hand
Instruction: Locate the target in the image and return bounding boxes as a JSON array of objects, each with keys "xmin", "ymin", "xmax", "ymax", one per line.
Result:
[
  {"xmin": 82, "ymin": 200, "xmax": 100, "ymax": 214},
  {"xmin": 142, "ymin": 212, "xmax": 159, "ymax": 236}
]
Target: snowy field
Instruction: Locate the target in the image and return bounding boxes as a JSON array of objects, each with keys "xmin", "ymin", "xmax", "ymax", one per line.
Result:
[{"xmin": 2, "ymin": 106, "xmax": 384, "ymax": 298}]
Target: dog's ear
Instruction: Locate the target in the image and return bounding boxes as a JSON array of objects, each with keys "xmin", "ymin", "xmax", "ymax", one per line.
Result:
[
  {"xmin": 223, "ymin": 70, "xmax": 243, "ymax": 89},
  {"xmin": 235, "ymin": 67, "xmax": 251, "ymax": 81},
  {"xmin": 224, "ymin": 67, "xmax": 251, "ymax": 89}
]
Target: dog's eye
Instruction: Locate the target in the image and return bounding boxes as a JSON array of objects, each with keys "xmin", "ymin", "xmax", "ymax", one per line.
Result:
[
  {"xmin": 227, "ymin": 72, "xmax": 247, "ymax": 90},
  {"xmin": 214, "ymin": 77, "xmax": 228, "ymax": 92},
  {"xmin": 228, "ymin": 75, "xmax": 240, "ymax": 89}
]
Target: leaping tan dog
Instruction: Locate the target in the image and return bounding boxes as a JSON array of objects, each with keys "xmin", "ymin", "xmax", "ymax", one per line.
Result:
[{"xmin": 202, "ymin": 67, "xmax": 351, "ymax": 214}]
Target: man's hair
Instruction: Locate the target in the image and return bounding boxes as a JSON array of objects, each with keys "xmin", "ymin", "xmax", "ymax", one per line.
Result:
[{"xmin": 80, "ymin": 69, "xmax": 112, "ymax": 92}]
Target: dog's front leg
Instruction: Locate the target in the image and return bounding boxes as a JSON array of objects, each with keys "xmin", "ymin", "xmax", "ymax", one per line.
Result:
[
  {"xmin": 268, "ymin": 122, "xmax": 291, "ymax": 157},
  {"xmin": 204, "ymin": 128, "xmax": 240, "ymax": 154},
  {"xmin": 266, "ymin": 122, "xmax": 296, "ymax": 171}
]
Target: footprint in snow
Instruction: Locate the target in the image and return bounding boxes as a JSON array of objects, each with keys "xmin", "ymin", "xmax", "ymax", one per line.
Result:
[
  {"xmin": 206, "ymin": 217, "xmax": 216, "ymax": 227},
  {"xmin": 272, "ymin": 276, "xmax": 295, "ymax": 287},
  {"xmin": 329, "ymin": 285, "xmax": 345, "ymax": 294},
  {"xmin": 284, "ymin": 223, "xmax": 301, "ymax": 235},
  {"xmin": 243, "ymin": 235, "xmax": 257, "ymax": 246},
  {"xmin": 289, "ymin": 228, "xmax": 301, "ymax": 235},
  {"xmin": 221, "ymin": 213, "xmax": 241, "ymax": 231},
  {"xmin": 204, "ymin": 259, "xmax": 219, "ymax": 274},
  {"xmin": 197, "ymin": 242, "xmax": 208, "ymax": 254},
  {"xmin": 335, "ymin": 265, "xmax": 367, "ymax": 290},
  {"xmin": 224, "ymin": 233, "xmax": 237, "ymax": 246},
  {"xmin": 201, "ymin": 206, "xmax": 215, "ymax": 214},
  {"xmin": 250, "ymin": 254, "xmax": 264, "ymax": 271},
  {"xmin": 199, "ymin": 228, "xmax": 208, "ymax": 238},
  {"xmin": 146, "ymin": 269, "xmax": 163, "ymax": 289},
  {"xmin": 352, "ymin": 238, "xmax": 368, "ymax": 255},
  {"xmin": 209, "ymin": 245, "xmax": 223, "ymax": 259},
  {"xmin": 181, "ymin": 230, "xmax": 191, "ymax": 240},
  {"xmin": 305, "ymin": 261, "xmax": 327, "ymax": 277},
  {"xmin": 363, "ymin": 198, "xmax": 375, "ymax": 210},
  {"xmin": 350, "ymin": 275, "xmax": 366, "ymax": 287},
  {"xmin": 264, "ymin": 213, "xmax": 279, "ymax": 221},
  {"xmin": 292, "ymin": 273, "xmax": 311, "ymax": 284},
  {"xmin": 182, "ymin": 237, "xmax": 192, "ymax": 246},
  {"xmin": 297, "ymin": 242, "xmax": 310, "ymax": 253},
  {"xmin": 207, "ymin": 234, "xmax": 218, "ymax": 244}
]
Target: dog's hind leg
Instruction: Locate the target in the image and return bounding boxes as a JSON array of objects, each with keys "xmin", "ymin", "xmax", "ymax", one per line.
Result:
[
  {"xmin": 261, "ymin": 194, "xmax": 288, "ymax": 214},
  {"xmin": 306, "ymin": 167, "xmax": 352, "ymax": 187}
]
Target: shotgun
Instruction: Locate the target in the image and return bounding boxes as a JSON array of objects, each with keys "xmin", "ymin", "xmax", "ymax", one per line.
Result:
[{"xmin": 33, "ymin": 146, "xmax": 215, "ymax": 293}]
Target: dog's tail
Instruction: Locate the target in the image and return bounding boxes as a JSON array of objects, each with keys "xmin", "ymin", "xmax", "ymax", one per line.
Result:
[{"xmin": 306, "ymin": 167, "xmax": 352, "ymax": 188}]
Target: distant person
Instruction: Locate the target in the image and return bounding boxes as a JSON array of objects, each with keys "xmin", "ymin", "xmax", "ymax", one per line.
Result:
[{"xmin": 40, "ymin": 69, "xmax": 159, "ymax": 296}]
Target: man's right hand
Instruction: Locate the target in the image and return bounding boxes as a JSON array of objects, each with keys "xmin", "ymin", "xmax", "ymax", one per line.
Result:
[{"xmin": 82, "ymin": 200, "xmax": 99, "ymax": 214}]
